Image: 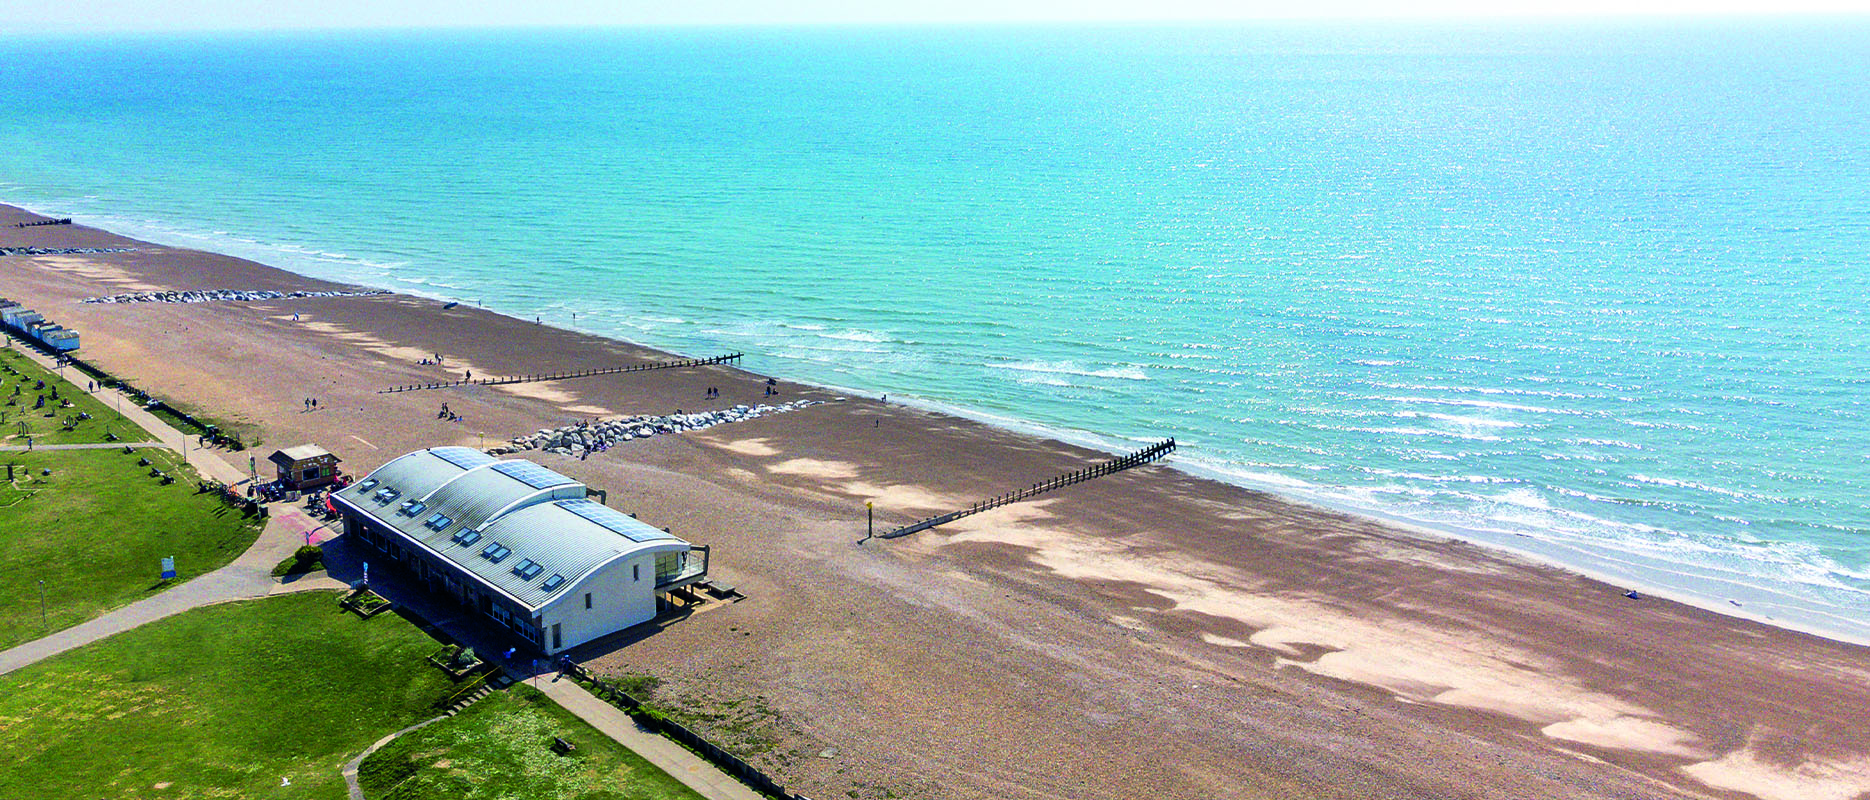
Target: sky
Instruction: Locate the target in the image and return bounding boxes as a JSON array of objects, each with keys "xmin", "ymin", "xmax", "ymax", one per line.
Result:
[{"xmin": 4, "ymin": 0, "xmax": 1868, "ymax": 32}]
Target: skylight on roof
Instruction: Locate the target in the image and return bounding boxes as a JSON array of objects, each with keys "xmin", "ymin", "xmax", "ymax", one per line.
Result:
[
  {"xmin": 541, "ymin": 574, "xmax": 566, "ymax": 592},
  {"xmin": 558, "ymin": 499, "xmax": 676, "ymax": 543},
  {"xmin": 491, "ymin": 460, "xmax": 573, "ymax": 490},
  {"xmin": 513, "ymin": 559, "xmax": 543, "ymax": 580},
  {"xmin": 431, "ymin": 446, "xmax": 498, "ymax": 470},
  {"xmin": 454, "ymin": 530, "xmax": 482, "ymax": 546}
]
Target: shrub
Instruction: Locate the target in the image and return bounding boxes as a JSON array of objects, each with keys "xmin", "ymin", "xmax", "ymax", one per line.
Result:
[{"xmin": 270, "ymin": 545, "xmax": 325, "ymax": 577}]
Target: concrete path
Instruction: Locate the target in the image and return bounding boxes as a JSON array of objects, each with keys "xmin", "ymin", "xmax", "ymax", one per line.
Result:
[
  {"xmin": 5, "ymin": 346, "xmax": 763, "ymax": 800},
  {"xmin": 314, "ymin": 540, "xmax": 763, "ymax": 800},
  {"xmin": 10, "ymin": 346, "xmax": 248, "ymax": 484},
  {"xmin": 0, "ymin": 345, "xmax": 345, "ymax": 675},
  {"xmin": 0, "ymin": 441, "xmax": 165, "ymax": 451},
  {"xmin": 341, "ymin": 714, "xmax": 450, "ymax": 800},
  {"xmin": 0, "ymin": 503, "xmax": 335, "ymax": 676},
  {"xmin": 532, "ymin": 675, "xmax": 767, "ymax": 800}
]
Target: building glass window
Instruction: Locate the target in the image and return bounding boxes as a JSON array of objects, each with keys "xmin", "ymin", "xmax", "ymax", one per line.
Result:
[{"xmin": 585, "ymin": 593, "xmax": 592, "ymax": 610}]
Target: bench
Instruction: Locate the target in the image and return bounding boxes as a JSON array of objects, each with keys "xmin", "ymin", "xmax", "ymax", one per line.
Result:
[{"xmin": 552, "ymin": 737, "xmax": 576, "ymax": 754}]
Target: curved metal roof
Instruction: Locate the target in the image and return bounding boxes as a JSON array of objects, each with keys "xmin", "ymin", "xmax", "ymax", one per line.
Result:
[
  {"xmin": 480, "ymin": 500, "xmax": 688, "ymax": 608},
  {"xmin": 336, "ymin": 448, "xmax": 688, "ymax": 611}
]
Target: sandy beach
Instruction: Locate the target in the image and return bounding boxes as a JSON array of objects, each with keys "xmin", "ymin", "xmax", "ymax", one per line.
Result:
[{"xmin": 4, "ymin": 203, "xmax": 1867, "ymax": 800}]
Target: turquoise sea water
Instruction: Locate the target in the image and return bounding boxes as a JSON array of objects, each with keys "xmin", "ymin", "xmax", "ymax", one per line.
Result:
[{"xmin": 2, "ymin": 21, "xmax": 1867, "ymax": 640}]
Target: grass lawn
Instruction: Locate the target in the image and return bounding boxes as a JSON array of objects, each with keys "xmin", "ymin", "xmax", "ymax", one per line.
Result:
[
  {"xmin": 145, "ymin": 398, "xmax": 262, "ymax": 450},
  {"xmin": 0, "ymin": 345, "xmax": 138, "ymax": 445},
  {"xmin": 0, "ymin": 591, "xmax": 456, "ymax": 799},
  {"xmin": 361, "ymin": 685, "xmax": 706, "ymax": 800},
  {"xmin": 0, "ymin": 446, "xmax": 259, "ymax": 650}
]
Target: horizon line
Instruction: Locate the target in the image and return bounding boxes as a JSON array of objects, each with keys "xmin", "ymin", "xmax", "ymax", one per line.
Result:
[{"xmin": 11, "ymin": 10, "xmax": 1870, "ymax": 37}]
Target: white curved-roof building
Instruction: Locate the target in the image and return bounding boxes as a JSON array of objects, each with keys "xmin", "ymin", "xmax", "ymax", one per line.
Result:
[{"xmin": 333, "ymin": 446, "xmax": 707, "ymax": 654}]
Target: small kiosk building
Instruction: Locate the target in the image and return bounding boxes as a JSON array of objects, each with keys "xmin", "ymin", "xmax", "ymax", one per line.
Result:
[{"xmin": 268, "ymin": 444, "xmax": 341, "ymax": 490}]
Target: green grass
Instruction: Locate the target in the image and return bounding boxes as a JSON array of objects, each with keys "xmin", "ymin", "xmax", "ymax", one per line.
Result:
[
  {"xmin": 0, "ymin": 447, "xmax": 260, "ymax": 650},
  {"xmin": 361, "ymin": 685, "xmax": 706, "ymax": 800},
  {"xmin": 145, "ymin": 400, "xmax": 261, "ymax": 450},
  {"xmin": 0, "ymin": 345, "xmax": 139, "ymax": 445},
  {"xmin": 0, "ymin": 592, "xmax": 456, "ymax": 800},
  {"xmin": 274, "ymin": 545, "xmax": 326, "ymax": 577}
]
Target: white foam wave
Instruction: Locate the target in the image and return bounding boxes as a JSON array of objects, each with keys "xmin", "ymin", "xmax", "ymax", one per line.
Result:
[
  {"xmin": 1629, "ymin": 475, "xmax": 1790, "ymax": 506},
  {"xmin": 1391, "ymin": 410, "xmax": 1522, "ymax": 429},
  {"xmin": 992, "ymin": 360, "xmax": 1150, "ymax": 381},
  {"xmin": 821, "ymin": 329, "xmax": 889, "ymax": 343}
]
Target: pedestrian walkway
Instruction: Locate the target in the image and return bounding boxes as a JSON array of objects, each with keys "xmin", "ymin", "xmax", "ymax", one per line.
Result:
[
  {"xmin": 312, "ymin": 539, "xmax": 762, "ymax": 800},
  {"xmin": 533, "ymin": 675, "xmax": 766, "ymax": 800},
  {"xmin": 0, "ymin": 503, "xmax": 335, "ymax": 676},
  {"xmin": 1, "ymin": 345, "xmax": 763, "ymax": 800},
  {"xmin": 0, "ymin": 440, "xmax": 164, "ymax": 451},
  {"xmin": 11, "ymin": 346, "xmax": 248, "ymax": 485},
  {"xmin": 341, "ymin": 714, "xmax": 451, "ymax": 800}
]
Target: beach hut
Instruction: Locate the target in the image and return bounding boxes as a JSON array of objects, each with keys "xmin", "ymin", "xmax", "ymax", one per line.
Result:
[{"xmin": 268, "ymin": 444, "xmax": 341, "ymax": 490}]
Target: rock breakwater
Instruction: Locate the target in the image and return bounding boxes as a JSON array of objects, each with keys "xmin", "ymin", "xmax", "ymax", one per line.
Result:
[
  {"xmin": 1, "ymin": 246, "xmax": 135, "ymax": 256},
  {"xmin": 493, "ymin": 400, "xmax": 823, "ymax": 457},
  {"xmin": 81, "ymin": 288, "xmax": 391, "ymax": 304}
]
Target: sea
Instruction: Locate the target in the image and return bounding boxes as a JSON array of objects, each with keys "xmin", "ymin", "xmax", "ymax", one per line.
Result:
[{"xmin": 2, "ymin": 20, "xmax": 1866, "ymax": 642}]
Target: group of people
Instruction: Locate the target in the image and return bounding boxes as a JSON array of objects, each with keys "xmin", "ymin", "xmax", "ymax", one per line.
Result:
[
  {"xmin": 301, "ymin": 397, "xmax": 320, "ymax": 411},
  {"xmin": 764, "ymin": 377, "xmax": 780, "ymax": 397},
  {"xmin": 704, "ymin": 386, "xmax": 721, "ymax": 399},
  {"xmin": 437, "ymin": 402, "xmax": 464, "ymax": 423},
  {"xmin": 418, "ymin": 352, "xmax": 446, "ymax": 366}
]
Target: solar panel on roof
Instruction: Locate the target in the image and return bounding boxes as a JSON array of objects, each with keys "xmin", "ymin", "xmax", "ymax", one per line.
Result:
[
  {"xmin": 557, "ymin": 499, "xmax": 676, "ymax": 543},
  {"xmin": 431, "ymin": 446, "xmax": 498, "ymax": 470},
  {"xmin": 491, "ymin": 460, "xmax": 573, "ymax": 490}
]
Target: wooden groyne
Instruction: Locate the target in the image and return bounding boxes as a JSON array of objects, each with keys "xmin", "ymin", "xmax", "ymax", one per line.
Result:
[
  {"xmin": 14, "ymin": 218, "xmax": 71, "ymax": 228},
  {"xmin": 878, "ymin": 438, "xmax": 1176, "ymax": 540},
  {"xmin": 376, "ymin": 353, "xmax": 741, "ymax": 394}
]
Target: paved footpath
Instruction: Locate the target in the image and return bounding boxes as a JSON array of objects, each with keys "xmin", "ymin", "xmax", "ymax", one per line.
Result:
[
  {"xmin": 314, "ymin": 537, "xmax": 766, "ymax": 800},
  {"xmin": 0, "ymin": 345, "xmax": 331, "ymax": 676},
  {"xmin": 0, "ymin": 502, "xmax": 337, "ymax": 676},
  {"xmin": 532, "ymin": 675, "xmax": 767, "ymax": 800},
  {"xmin": 1, "ymin": 346, "xmax": 765, "ymax": 800}
]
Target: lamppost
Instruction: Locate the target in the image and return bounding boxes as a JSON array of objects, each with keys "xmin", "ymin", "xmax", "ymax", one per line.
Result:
[{"xmin": 38, "ymin": 579, "xmax": 46, "ymax": 629}]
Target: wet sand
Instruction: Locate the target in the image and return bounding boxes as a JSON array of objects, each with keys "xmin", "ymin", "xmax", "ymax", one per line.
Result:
[{"xmin": 3, "ymin": 203, "xmax": 1867, "ymax": 800}]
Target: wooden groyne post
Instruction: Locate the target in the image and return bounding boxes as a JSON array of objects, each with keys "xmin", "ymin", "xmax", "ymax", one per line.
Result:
[
  {"xmin": 375, "ymin": 353, "xmax": 742, "ymax": 394},
  {"xmin": 877, "ymin": 438, "xmax": 1176, "ymax": 540}
]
